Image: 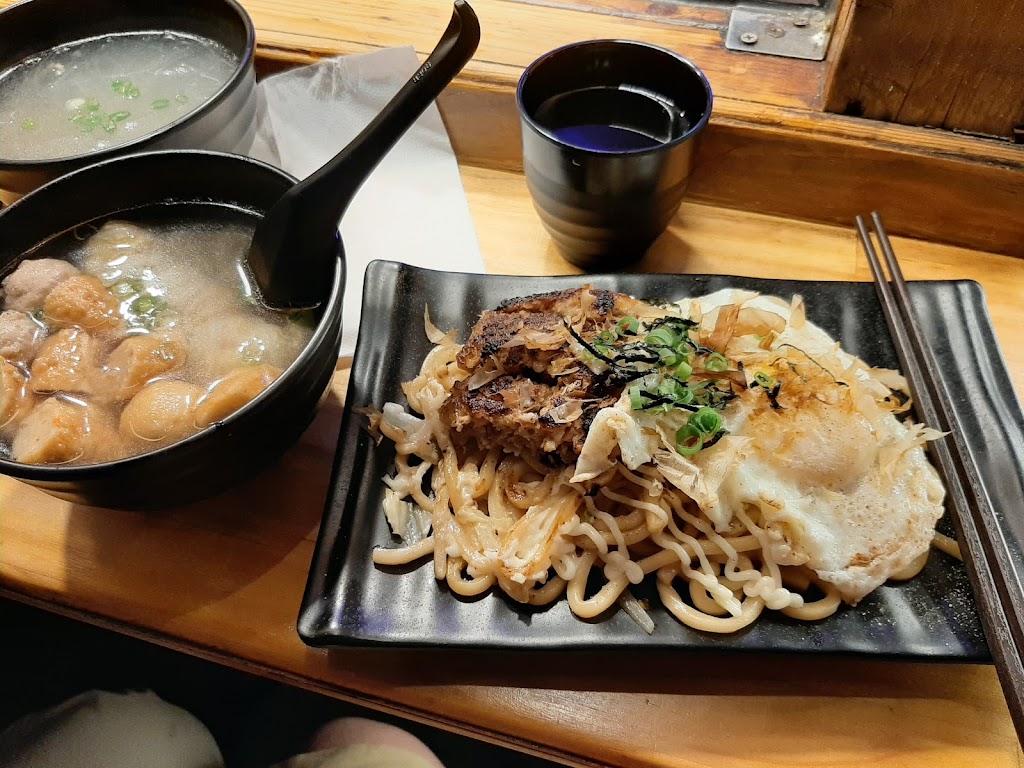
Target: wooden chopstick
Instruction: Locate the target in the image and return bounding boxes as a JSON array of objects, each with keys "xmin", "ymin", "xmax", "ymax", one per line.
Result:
[{"xmin": 856, "ymin": 212, "xmax": 1024, "ymax": 741}]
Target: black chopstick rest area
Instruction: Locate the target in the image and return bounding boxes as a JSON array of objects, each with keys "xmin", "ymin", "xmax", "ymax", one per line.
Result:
[{"xmin": 856, "ymin": 213, "xmax": 1024, "ymax": 743}]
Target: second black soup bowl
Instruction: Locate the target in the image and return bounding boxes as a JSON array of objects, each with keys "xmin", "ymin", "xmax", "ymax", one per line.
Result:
[
  {"xmin": 0, "ymin": 150, "xmax": 345, "ymax": 510},
  {"xmin": 0, "ymin": 0, "xmax": 257, "ymax": 202}
]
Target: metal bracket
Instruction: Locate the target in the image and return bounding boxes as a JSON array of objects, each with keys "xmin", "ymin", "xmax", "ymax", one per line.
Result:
[{"xmin": 725, "ymin": 4, "xmax": 836, "ymax": 61}]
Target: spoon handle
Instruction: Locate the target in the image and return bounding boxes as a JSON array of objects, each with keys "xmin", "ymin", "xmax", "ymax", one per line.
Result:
[
  {"xmin": 301, "ymin": 1, "xmax": 480, "ymax": 218},
  {"xmin": 246, "ymin": 1, "xmax": 480, "ymax": 310}
]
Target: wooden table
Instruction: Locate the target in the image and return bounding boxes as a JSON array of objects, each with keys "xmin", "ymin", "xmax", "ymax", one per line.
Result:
[
  {"xmin": 3, "ymin": 0, "xmax": 1024, "ymax": 765},
  {"xmin": 3, "ymin": 168, "xmax": 1024, "ymax": 766}
]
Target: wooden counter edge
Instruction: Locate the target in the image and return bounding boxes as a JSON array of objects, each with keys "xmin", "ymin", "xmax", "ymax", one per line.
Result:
[
  {"xmin": 432, "ymin": 76, "xmax": 1024, "ymax": 259},
  {"xmin": 256, "ymin": 46, "xmax": 1024, "ymax": 259},
  {"xmin": 0, "ymin": 588, "xmax": 602, "ymax": 768}
]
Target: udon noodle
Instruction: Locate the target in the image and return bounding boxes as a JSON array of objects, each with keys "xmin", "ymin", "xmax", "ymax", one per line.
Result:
[{"xmin": 370, "ymin": 287, "xmax": 947, "ymax": 634}]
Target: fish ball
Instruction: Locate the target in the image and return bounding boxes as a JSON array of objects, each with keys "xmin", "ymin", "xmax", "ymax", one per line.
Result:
[
  {"xmin": 1, "ymin": 258, "xmax": 80, "ymax": 312},
  {"xmin": 120, "ymin": 380, "xmax": 202, "ymax": 444},
  {"xmin": 0, "ymin": 310, "xmax": 45, "ymax": 364},
  {"xmin": 104, "ymin": 333, "xmax": 186, "ymax": 401},
  {"xmin": 30, "ymin": 328, "xmax": 102, "ymax": 395},
  {"xmin": 43, "ymin": 274, "xmax": 122, "ymax": 334},
  {"xmin": 194, "ymin": 364, "xmax": 281, "ymax": 428}
]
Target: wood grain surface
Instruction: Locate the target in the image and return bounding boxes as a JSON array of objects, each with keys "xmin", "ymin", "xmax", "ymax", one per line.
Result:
[
  {"xmin": 241, "ymin": 0, "xmax": 828, "ymax": 109},
  {"xmin": 1, "ymin": 0, "xmax": 1024, "ymax": 763},
  {"xmin": 241, "ymin": 0, "xmax": 1024, "ymax": 259},
  {"xmin": 438, "ymin": 78, "xmax": 1024, "ymax": 259},
  {"xmin": 0, "ymin": 0, "xmax": 829, "ymax": 109},
  {"xmin": 3, "ymin": 165, "xmax": 1024, "ymax": 767},
  {"xmin": 824, "ymin": 0, "xmax": 1024, "ymax": 140},
  {"xmin": 1, "ymin": 0, "xmax": 1020, "ymax": 257}
]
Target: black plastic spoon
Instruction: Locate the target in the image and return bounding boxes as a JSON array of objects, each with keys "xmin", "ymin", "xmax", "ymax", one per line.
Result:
[{"xmin": 244, "ymin": 1, "xmax": 480, "ymax": 310}]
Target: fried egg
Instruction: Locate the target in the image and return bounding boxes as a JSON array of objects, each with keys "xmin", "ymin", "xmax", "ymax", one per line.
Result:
[{"xmin": 576, "ymin": 289, "xmax": 946, "ymax": 605}]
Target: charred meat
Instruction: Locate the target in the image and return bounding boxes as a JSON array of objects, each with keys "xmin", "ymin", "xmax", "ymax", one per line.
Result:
[{"xmin": 441, "ymin": 286, "xmax": 650, "ymax": 465}]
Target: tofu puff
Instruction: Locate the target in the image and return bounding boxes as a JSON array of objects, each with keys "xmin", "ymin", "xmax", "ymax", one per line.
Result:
[
  {"xmin": 11, "ymin": 397, "xmax": 122, "ymax": 465},
  {"xmin": 30, "ymin": 328, "xmax": 104, "ymax": 395},
  {"xmin": 79, "ymin": 220, "xmax": 309, "ymax": 379},
  {"xmin": 1, "ymin": 361, "xmax": 35, "ymax": 432},
  {"xmin": 575, "ymin": 289, "xmax": 945, "ymax": 605}
]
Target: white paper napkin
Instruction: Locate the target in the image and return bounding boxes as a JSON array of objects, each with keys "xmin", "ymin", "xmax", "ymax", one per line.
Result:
[{"xmin": 247, "ymin": 46, "xmax": 484, "ymax": 356}]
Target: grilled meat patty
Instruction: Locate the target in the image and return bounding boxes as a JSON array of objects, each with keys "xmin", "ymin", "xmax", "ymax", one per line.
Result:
[{"xmin": 441, "ymin": 286, "xmax": 643, "ymax": 465}]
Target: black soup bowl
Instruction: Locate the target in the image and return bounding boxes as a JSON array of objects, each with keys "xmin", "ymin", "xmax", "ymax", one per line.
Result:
[
  {"xmin": 0, "ymin": 150, "xmax": 345, "ymax": 510},
  {"xmin": 0, "ymin": 0, "xmax": 257, "ymax": 202}
]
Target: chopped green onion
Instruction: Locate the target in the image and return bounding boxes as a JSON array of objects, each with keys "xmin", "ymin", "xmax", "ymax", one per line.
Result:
[
  {"xmin": 109, "ymin": 111, "xmax": 131, "ymax": 122},
  {"xmin": 753, "ymin": 371, "xmax": 775, "ymax": 388},
  {"xmin": 676, "ymin": 386, "xmax": 695, "ymax": 405},
  {"xmin": 598, "ymin": 329, "xmax": 617, "ymax": 344},
  {"xmin": 629, "ymin": 385, "xmax": 643, "ymax": 411},
  {"xmin": 151, "ymin": 99, "xmax": 170, "ymax": 110},
  {"xmin": 20, "ymin": 119, "xmax": 37, "ymax": 130},
  {"xmin": 705, "ymin": 352, "xmax": 729, "ymax": 372},
  {"xmin": 675, "ymin": 423, "xmax": 703, "ymax": 456},
  {"xmin": 125, "ymin": 292, "xmax": 167, "ymax": 330},
  {"xmin": 130, "ymin": 294, "xmax": 166, "ymax": 317},
  {"xmin": 657, "ymin": 378, "xmax": 684, "ymax": 400},
  {"xmin": 617, "ymin": 316, "xmax": 639, "ymax": 334},
  {"xmin": 658, "ymin": 347, "xmax": 684, "ymax": 367},
  {"xmin": 70, "ymin": 108, "xmax": 107, "ymax": 133},
  {"xmin": 674, "ymin": 360, "xmax": 693, "ymax": 381},
  {"xmin": 646, "ymin": 326, "xmax": 680, "ymax": 348},
  {"xmin": 115, "ymin": 80, "xmax": 141, "ymax": 99},
  {"xmin": 132, "ymin": 295, "xmax": 158, "ymax": 314},
  {"xmin": 691, "ymin": 407, "xmax": 722, "ymax": 436}
]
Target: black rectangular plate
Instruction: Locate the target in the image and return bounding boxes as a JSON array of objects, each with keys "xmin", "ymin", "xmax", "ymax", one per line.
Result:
[{"xmin": 299, "ymin": 261, "xmax": 1024, "ymax": 660}]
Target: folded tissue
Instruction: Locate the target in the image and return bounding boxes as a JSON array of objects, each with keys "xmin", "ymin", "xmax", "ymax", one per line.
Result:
[{"xmin": 248, "ymin": 46, "xmax": 484, "ymax": 356}]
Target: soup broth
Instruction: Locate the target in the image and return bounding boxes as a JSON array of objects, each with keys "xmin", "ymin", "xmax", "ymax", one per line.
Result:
[
  {"xmin": 0, "ymin": 32, "xmax": 238, "ymax": 162},
  {"xmin": 0, "ymin": 207, "xmax": 316, "ymax": 465}
]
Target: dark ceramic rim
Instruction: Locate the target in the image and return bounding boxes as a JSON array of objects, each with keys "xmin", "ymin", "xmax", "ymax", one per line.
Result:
[
  {"xmin": 515, "ymin": 38, "xmax": 714, "ymax": 156},
  {"xmin": 0, "ymin": 148, "xmax": 344, "ymax": 482},
  {"xmin": 0, "ymin": 0, "xmax": 256, "ymax": 169}
]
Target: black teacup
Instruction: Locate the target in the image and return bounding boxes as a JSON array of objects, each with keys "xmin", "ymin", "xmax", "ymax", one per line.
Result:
[{"xmin": 517, "ymin": 40, "xmax": 713, "ymax": 270}]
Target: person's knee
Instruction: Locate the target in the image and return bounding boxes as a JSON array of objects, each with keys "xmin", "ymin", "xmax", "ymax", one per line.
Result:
[
  {"xmin": 0, "ymin": 690, "xmax": 223, "ymax": 768},
  {"xmin": 308, "ymin": 717, "xmax": 444, "ymax": 768}
]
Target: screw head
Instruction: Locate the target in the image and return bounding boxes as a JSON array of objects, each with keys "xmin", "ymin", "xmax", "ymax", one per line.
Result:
[{"xmin": 739, "ymin": 31, "xmax": 758, "ymax": 44}]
